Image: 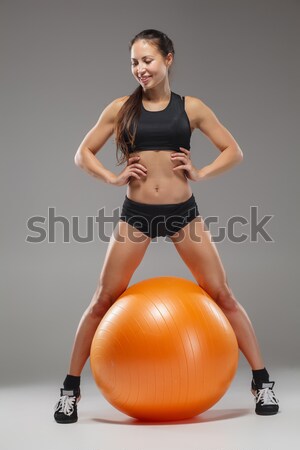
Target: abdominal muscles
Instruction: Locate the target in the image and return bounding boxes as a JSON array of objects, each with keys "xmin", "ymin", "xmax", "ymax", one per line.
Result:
[{"xmin": 127, "ymin": 150, "xmax": 193, "ymax": 204}]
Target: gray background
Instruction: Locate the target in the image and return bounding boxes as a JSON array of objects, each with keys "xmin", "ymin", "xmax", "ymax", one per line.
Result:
[{"xmin": 1, "ymin": 0, "xmax": 299, "ymax": 387}]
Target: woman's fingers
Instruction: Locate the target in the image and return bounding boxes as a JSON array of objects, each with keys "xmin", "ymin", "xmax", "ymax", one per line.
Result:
[
  {"xmin": 171, "ymin": 148, "xmax": 191, "ymax": 159},
  {"xmin": 128, "ymin": 157, "xmax": 147, "ymax": 171},
  {"xmin": 128, "ymin": 156, "xmax": 140, "ymax": 163},
  {"xmin": 128, "ymin": 165, "xmax": 147, "ymax": 179},
  {"xmin": 132, "ymin": 163, "xmax": 147, "ymax": 173}
]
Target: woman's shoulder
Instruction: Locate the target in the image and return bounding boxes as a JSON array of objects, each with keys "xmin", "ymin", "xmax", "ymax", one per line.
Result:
[
  {"xmin": 100, "ymin": 96, "xmax": 130, "ymax": 124},
  {"xmin": 184, "ymin": 95, "xmax": 208, "ymax": 109},
  {"xmin": 113, "ymin": 95, "xmax": 130, "ymax": 108},
  {"xmin": 184, "ymin": 95, "xmax": 213, "ymax": 118}
]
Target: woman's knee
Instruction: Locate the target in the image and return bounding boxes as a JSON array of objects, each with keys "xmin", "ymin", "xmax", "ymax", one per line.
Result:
[
  {"xmin": 212, "ymin": 285, "xmax": 239, "ymax": 312},
  {"xmin": 88, "ymin": 288, "xmax": 117, "ymax": 319}
]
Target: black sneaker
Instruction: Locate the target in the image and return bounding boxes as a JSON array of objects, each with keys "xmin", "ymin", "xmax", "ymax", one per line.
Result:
[
  {"xmin": 251, "ymin": 379, "xmax": 279, "ymax": 415},
  {"xmin": 54, "ymin": 388, "xmax": 81, "ymax": 424}
]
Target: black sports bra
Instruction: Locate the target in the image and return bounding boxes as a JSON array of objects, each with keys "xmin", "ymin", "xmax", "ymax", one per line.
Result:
[{"xmin": 125, "ymin": 91, "xmax": 192, "ymax": 153}]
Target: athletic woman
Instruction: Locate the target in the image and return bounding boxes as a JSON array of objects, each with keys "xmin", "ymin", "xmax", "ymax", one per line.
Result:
[{"xmin": 54, "ymin": 29, "xmax": 279, "ymax": 423}]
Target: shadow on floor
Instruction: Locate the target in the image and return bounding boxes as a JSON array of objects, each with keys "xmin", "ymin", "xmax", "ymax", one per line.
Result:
[{"xmin": 84, "ymin": 408, "xmax": 251, "ymax": 425}]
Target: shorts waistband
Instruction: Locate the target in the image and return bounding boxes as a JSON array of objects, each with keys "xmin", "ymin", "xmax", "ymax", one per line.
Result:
[{"xmin": 123, "ymin": 194, "xmax": 196, "ymax": 210}]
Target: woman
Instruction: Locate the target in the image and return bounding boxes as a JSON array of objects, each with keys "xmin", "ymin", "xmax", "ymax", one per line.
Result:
[{"xmin": 54, "ymin": 29, "xmax": 279, "ymax": 423}]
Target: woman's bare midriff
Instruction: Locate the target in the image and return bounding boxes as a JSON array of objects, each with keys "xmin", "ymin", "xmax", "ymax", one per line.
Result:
[{"xmin": 126, "ymin": 149, "xmax": 193, "ymax": 204}]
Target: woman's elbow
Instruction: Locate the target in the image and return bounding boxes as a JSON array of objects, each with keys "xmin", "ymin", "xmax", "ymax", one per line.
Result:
[
  {"xmin": 235, "ymin": 146, "xmax": 244, "ymax": 163},
  {"xmin": 74, "ymin": 149, "xmax": 83, "ymax": 167}
]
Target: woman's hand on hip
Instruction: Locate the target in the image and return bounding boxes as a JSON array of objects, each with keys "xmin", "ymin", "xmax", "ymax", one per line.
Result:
[
  {"xmin": 171, "ymin": 147, "xmax": 201, "ymax": 182},
  {"xmin": 109, "ymin": 156, "xmax": 148, "ymax": 186}
]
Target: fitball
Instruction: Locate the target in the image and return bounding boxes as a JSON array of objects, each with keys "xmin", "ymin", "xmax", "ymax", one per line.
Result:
[{"xmin": 90, "ymin": 276, "xmax": 238, "ymax": 421}]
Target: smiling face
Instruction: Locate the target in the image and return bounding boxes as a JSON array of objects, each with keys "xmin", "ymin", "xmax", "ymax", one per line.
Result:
[{"xmin": 130, "ymin": 39, "xmax": 173, "ymax": 89}]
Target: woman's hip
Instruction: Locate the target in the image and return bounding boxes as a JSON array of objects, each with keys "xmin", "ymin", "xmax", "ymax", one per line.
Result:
[{"xmin": 119, "ymin": 193, "xmax": 200, "ymax": 239}]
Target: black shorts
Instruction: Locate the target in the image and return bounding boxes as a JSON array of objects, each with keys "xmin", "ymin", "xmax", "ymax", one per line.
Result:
[{"xmin": 119, "ymin": 193, "xmax": 200, "ymax": 239}]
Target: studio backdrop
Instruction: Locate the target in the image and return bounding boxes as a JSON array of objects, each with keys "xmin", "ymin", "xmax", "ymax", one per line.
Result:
[{"xmin": 1, "ymin": 0, "xmax": 299, "ymax": 385}]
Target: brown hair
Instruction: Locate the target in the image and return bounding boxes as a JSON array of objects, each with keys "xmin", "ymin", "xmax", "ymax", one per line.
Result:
[{"xmin": 114, "ymin": 29, "xmax": 175, "ymax": 166}]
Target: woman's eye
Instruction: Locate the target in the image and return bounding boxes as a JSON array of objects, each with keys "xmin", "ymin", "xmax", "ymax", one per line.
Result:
[{"xmin": 131, "ymin": 61, "xmax": 152, "ymax": 66}]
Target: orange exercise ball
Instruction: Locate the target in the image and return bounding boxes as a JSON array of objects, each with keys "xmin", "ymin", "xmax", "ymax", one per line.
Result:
[{"xmin": 90, "ymin": 276, "xmax": 238, "ymax": 421}]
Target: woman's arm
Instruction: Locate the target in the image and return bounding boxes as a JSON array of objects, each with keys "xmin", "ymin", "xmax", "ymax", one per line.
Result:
[
  {"xmin": 74, "ymin": 98, "xmax": 124, "ymax": 184},
  {"xmin": 187, "ymin": 96, "xmax": 244, "ymax": 179}
]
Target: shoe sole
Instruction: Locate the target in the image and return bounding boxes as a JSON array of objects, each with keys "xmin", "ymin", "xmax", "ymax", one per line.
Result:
[
  {"xmin": 55, "ymin": 418, "xmax": 78, "ymax": 424},
  {"xmin": 255, "ymin": 410, "xmax": 279, "ymax": 416}
]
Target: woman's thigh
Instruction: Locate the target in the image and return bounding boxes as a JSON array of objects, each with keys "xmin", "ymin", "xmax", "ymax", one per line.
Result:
[
  {"xmin": 97, "ymin": 220, "xmax": 151, "ymax": 300},
  {"xmin": 170, "ymin": 217, "xmax": 229, "ymax": 299}
]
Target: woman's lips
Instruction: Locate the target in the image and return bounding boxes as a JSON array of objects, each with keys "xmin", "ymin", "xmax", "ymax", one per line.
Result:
[{"xmin": 140, "ymin": 76, "xmax": 151, "ymax": 84}]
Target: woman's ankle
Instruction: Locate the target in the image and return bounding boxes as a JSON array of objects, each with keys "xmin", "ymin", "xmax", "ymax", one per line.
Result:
[
  {"xmin": 63, "ymin": 374, "xmax": 81, "ymax": 390},
  {"xmin": 252, "ymin": 367, "xmax": 270, "ymax": 383}
]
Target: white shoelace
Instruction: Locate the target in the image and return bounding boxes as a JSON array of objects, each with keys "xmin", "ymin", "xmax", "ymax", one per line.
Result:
[
  {"xmin": 54, "ymin": 395, "xmax": 76, "ymax": 416},
  {"xmin": 255, "ymin": 388, "xmax": 279, "ymax": 405}
]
